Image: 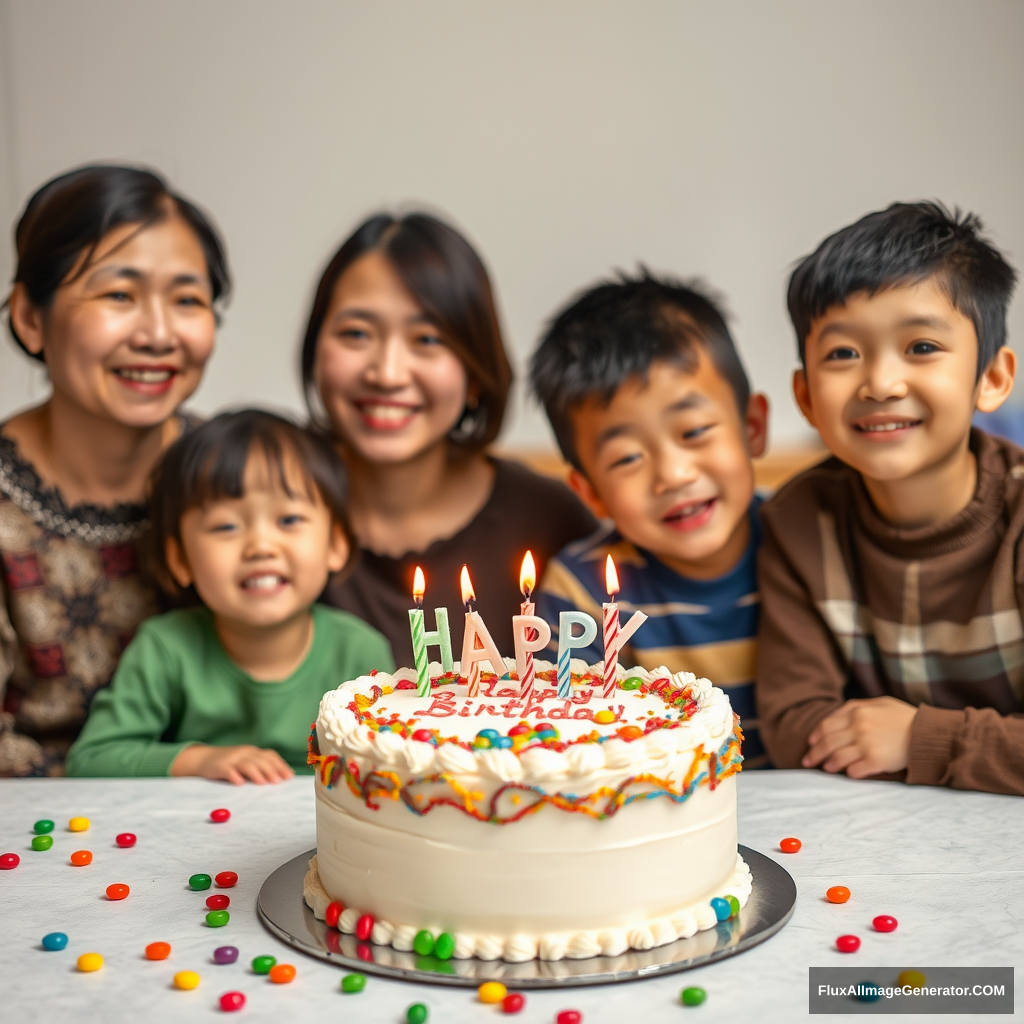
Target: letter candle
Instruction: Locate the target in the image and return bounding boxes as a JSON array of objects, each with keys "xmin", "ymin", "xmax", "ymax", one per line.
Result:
[
  {"xmin": 603, "ymin": 554, "xmax": 620, "ymax": 699},
  {"xmin": 459, "ymin": 565, "xmax": 504, "ymax": 696},
  {"xmin": 408, "ymin": 566, "xmax": 454, "ymax": 697},
  {"xmin": 557, "ymin": 611, "xmax": 598, "ymax": 698},
  {"xmin": 517, "ymin": 551, "xmax": 538, "ymax": 701}
]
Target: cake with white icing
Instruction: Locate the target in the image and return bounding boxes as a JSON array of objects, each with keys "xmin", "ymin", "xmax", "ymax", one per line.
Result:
[{"xmin": 304, "ymin": 659, "xmax": 748, "ymax": 962}]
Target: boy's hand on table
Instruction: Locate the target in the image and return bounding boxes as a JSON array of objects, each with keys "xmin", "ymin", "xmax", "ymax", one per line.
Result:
[
  {"xmin": 802, "ymin": 697, "xmax": 917, "ymax": 777},
  {"xmin": 171, "ymin": 744, "xmax": 295, "ymax": 785}
]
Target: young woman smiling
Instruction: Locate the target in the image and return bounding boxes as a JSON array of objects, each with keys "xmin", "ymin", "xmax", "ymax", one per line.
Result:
[
  {"xmin": 301, "ymin": 212, "xmax": 595, "ymax": 664},
  {"xmin": 0, "ymin": 165, "xmax": 230, "ymax": 775}
]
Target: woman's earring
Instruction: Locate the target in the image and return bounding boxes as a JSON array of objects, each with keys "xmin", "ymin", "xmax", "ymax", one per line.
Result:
[{"xmin": 449, "ymin": 396, "xmax": 484, "ymax": 443}]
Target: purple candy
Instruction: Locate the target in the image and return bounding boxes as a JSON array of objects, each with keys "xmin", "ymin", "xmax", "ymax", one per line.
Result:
[{"xmin": 213, "ymin": 945, "xmax": 239, "ymax": 965}]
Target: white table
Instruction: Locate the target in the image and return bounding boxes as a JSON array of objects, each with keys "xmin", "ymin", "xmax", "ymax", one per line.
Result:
[{"xmin": 0, "ymin": 772, "xmax": 1019, "ymax": 1023}]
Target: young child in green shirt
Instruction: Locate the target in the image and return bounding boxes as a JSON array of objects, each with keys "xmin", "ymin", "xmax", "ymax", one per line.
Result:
[{"xmin": 66, "ymin": 410, "xmax": 393, "ymax": 781}]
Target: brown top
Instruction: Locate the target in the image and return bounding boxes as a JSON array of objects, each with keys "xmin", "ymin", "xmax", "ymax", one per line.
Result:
[
  {"xmin": 757, "ymin": 429, "xmax": 1024, "ymax": 796},
  {"xmin": 323, "ymin": 458, "xmax": 597, "ymax": 667}
]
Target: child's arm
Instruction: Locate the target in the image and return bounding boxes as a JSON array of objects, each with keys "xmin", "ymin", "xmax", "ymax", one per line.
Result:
[{"xmin": 170, "ymin": 743, "xmax": 292, "ymax": 785}]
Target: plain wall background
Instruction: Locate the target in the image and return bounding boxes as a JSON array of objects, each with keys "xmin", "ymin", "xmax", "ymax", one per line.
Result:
[{"xmin": 1, "ymin": 0, "xmax": 1022, "ymax": 450}]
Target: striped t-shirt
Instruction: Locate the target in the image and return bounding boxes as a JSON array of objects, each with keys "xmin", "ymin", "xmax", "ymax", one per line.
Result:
[{"xmin": 535, "ymin": 498, "xmax": 768, "ymax": 767}]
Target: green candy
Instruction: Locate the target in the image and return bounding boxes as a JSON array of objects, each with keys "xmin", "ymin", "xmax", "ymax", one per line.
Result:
[
  {"xmin": 33, "ymin": 819, "xmax": 54, "ymax": 835},
  {"xmin": 620, "ymin": 676, "xmax": 644, "ymax": 690},
  {"xmin": 406, "ymin": 1004, "xmax": 428, "ymax": 1024},
  {"xmin": 413, "ymin": 929, "xmax": 435, "ymax": 956},
  {"xmin": 206, "ymin": 910, "xmax": 230, "ymax": 927},
  {"xmin": 189, "ymin": 873, "xmax": 212, "ymax": 891},
  {"xmin": 681, "ymin": 986, "xmax": 707, "ymax": 1006},
  {"xmin": 31, "ymin": 835, "xmax": 53, "ymax": 851},
  {"xmin": 726, "ymin": 895, "xmax": 740, "ymax": 918},
  {"xmin": 433, "ymin": 932, "xmax": 454, "ymax": 960},
  {"xmin": 341, "ymin": 972, "xmax": 366, "ymax": 993},
  {"xmin": 251, "ymin": 955, "xmax": 277, "ymax": 974}
]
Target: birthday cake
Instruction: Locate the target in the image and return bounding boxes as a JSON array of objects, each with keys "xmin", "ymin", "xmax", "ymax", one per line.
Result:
[{"xmin": 304, "ymin": 659, "xmax": 748, "ymax": 962}]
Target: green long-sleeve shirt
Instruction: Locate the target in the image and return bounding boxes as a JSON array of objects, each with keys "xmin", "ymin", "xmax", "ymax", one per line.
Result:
[{"xmin": 66, "ymin": 604, "xmax": 394, "ymax": 777}]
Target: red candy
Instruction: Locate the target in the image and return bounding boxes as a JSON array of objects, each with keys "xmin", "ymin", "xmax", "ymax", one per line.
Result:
[
  {"xmin": 215, "ymin": 871, "xmax": 238, "ymax": 888},
  {"xmin": 556, "ymin": 1012, "xmax": 582, "ymax": 1024},
  {"xmin": 210, "ymin": 808, "xmax": 231, "ymax": 823},
  {"xmin": 873, "ymin": 915, "xmax": 898, "ymax": 933},
  {"xmin": 106, "ymin": 883, "xmax": 130, "ymax": 900},
  {"xmin": 115, "ymin": 833, "xmax": 136, "ymax": 848},
  {"xmin": 220, "ymin": 991, "xmax": 246, "ymax": 1012},
  {"xmin": 206, "ymin": 894, "xmax": 230, "ymax": 910},
  {"xmin": 355, "ymin": 913, "xmax": 374, "ymax": 941},
  {"xmin": 508, "ymin": 724, "xmax": 531, "ymax": 737},
  {"xmin": 0, "ymin": 853, "xmax": 20, "ymax": 870},
  {"xmin": 411, "ymin": 729, "xmax": 434, "ymax": 743},
  {"xmin": 324, "ymin": 901, "xmax": 344, "ymax": 928},
  {"xmin": 502, "ymin": 992, "xmax": 526, "ymax": 1013},
  {"xmin": 779, "ymin": 837, "xmax": 802, "ymax": 854},
  {"xmin": 836, "ymin": 934, "xmax": 861, "ymax": 953}
]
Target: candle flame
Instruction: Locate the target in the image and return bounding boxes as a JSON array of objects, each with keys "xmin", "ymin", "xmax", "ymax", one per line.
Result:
[
  {"xmin": 412, "ymin": 565, "xmax": 425, "ymax": 605},
  {"xmin": 519, "ymin": 550, "xmax": 536, "ymax": 598},
  {"xmin": 460, "ymin": 564, "xmax": 476, "ymax": 607},
  {"xmin": 605, "ymin": 553, "xmax": 620, "ymax": 598}
]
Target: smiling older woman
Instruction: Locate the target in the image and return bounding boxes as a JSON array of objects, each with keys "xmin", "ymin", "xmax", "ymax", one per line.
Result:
[{"xmin": 0, "ymin": 165, "xmax": 230, "ymax": 776}]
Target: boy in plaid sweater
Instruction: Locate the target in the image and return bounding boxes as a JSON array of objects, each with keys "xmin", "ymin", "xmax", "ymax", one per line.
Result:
[{"xmin": 757, "ymin": 201, "xmax": 1024, "ymax": 795}]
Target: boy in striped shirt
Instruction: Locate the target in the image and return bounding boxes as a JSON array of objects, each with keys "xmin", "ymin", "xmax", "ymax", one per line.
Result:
[{"xmin": 530, "ymin": 272, "xmax": 771, "ymax": 766}]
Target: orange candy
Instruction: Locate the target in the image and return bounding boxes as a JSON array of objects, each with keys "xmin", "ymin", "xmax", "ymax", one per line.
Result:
[
  {"xmin": 617, "ymin": 726, "xmax": 644, "ymax": 741},
  {"xmin": 106, "ymin": 883, "xmax": 130, "ymax": 900},
  {"xmin": 779, "ymin": 837, "xmax": 802, "ymax": 854},
  {"xmin": 269, "ymin": 963, "xmax": 296, "ymax": 984},
  {"xmin": 145, "ymin": 941, "xmax": 171, "ymax": 960},
  {"xmin": 826, "ymin": 885, "xmax": 851, "ymax": 904},
  {"xmin": 70, "ymin": 850, "xmax": 93, "ymax": 867}
]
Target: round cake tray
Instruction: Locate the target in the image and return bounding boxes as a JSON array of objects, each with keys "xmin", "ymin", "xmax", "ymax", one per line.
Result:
[{"xmin": 256, "ymin": 845, "xmax": 795, "ymax": 988}]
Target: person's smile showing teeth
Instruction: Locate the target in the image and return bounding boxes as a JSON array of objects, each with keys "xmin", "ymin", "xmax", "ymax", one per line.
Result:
[
  {"xmin": 239, "ymin": 572, "xmax": 288, "ymax": 593},
  {"xmin": 352, "ymin": 399, "xmax": 420, "ymax": 430},
  {"xmin": 662, "ymin": 497, "xmax": 718, "ymax": 532},
  {"xmin": 112, "ymin": 364, "xmax": 179, "ymax": 395},
  {"xmin": 850, "ymin": 413, "xmax": 923, "ymax": 439}
]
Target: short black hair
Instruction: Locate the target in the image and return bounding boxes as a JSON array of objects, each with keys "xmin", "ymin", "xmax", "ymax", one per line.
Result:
[
  {"xmin": 530, "ymin": 270, "xmax": 751, "ymax": 469},
  {"xmin": 149, "ymin": 410, "xmax": 353, "ymax": 594},
  {"xmin": 787, "ymin": 201, "xmax": 1018, "ymax": 376}
]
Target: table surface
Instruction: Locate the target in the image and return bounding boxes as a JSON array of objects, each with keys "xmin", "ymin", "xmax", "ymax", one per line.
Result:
[{"xmin": 1, "ymin": 771, "xmax": 1019, "ymax": 1023}]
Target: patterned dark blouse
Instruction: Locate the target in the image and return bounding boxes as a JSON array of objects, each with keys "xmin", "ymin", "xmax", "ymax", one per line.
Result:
[{"xmin": 0, "ymin": 424, "xmax": 188, "ymax": 776}]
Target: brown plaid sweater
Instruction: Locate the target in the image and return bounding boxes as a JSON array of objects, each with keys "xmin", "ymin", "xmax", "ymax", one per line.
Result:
[{"xmin": 757, "ymin": 429, "xmax": 1024, "ymax": 795}]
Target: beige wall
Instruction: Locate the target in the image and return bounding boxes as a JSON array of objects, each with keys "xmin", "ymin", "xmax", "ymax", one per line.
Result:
[{"xmin": 1, "ymin": 0, "xmax": 1022, "ymax": 450}]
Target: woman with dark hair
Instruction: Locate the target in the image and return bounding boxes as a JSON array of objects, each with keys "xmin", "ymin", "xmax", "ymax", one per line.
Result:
[
  {"xmin": 0, "ymin": 164, "xmax": 231, "ymax": 775},
  {"xmin": 302, "ymin": 212, "xmax": 596, "ymax": 664}
]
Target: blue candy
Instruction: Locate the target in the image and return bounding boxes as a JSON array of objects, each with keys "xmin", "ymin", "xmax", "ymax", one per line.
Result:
[
  {"xmin": 42, "ymin": 932, "xmax": 68, "ymax": 951},
  {"xmin": 710, "ymin": 897, "xmax": 732, "ymax": 921},
  {"xmin": 476, "ymin": 729, "xmax": 500, "ymax": 744},
  {"xmin": 496, "ymin": 736, "xmax": 514, "ymax": 749},
  {"xmin": 855, "ymin": 982, "xmax": 883, "ymax": 1002}
]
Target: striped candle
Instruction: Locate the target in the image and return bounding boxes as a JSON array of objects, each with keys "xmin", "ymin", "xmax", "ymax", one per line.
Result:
[
  {"xmin": 602, "ymin": 554, "xmax": 620, "ymax": 699},
  {"xmin": 556, "ymin": 611, "xmax": 598, "ymax": 698},
  {"xmin": 409, "ymin": 607, "xmax": 430, "ymax": 697}
]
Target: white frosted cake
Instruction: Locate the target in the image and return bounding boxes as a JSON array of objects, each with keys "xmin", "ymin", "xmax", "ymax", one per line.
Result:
[{"xmin": 304, "ymin": 660, "xmax": 747, "ymax": 962}]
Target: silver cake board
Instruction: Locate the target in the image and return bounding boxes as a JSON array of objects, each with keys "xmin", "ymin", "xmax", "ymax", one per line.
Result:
[{"xmin": 256, "ymin": 845, "xmax": 796, "ymax": 989}]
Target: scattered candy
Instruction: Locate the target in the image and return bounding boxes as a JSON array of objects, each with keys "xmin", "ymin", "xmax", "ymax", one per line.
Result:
[
  {"xmin": 556, "ymin": 1012, "xmax": 582, "ymax": 1024},
  {"xmin": 620, "ymin": 676, "xmax": 643, "ymax": 689},
  {"xmin": 174, "ymin": 970, "xmax": 200, "ymax": 990},
  {"xmin": 413, "ymin": 930, "xmax": 435, "ymax": 956},
  {"xmin": 214, "ymin": 946, "xmax": 239, "ymax": 965},
  {"xmin": 479, "ymin": 981, "xmax": 507, "ymax": 1003},
  {"xmin": 189, "ymin": 873, "xmax": 212, "ymax": 891},
  {"xmin": 0, "ymin": 853, "xmax": 19, "ymax": 869},
  {"xmin": 77, "ymin": 952, "xmax": 103, "ymax": 972},
  {"xmin": 105, "ymin": 883, "xmax": 130, "ymax": 900},
  {"xmin": 341, "ymin": 972, "xmax": 367, "ymax": 993},
  {"xmin": 68, "ymin": 817, "xmax": 90, "ymax": 832},
  {"xmin": 726, "ymin": 894, "xmax": 740, "ymax": 917},
  {"xmin": 779, "ymin": 837, "xmax": 802, "ymax": 854},
  {"xmin": 855, "ymin": 981, "xmax": 883, "ymax": 1002},
  {"xmin": 836, "ymin": 934, "xmax": 861, "ymax": 953},
  {"xmin": 434, "ymin": 932, "xmax": 455, "ymax": 960},
  {"xmin": 826, "ymin": 885, "xmax": 851, "ymax": 904},
  {"xmin": 502, "ymin": 993, "xmax": 525, "ymax": 1013},
  {"xmin": 324, "ymin": 901, "xmax": 343, "ymax": 928},
  {"xmin": 681, "ymin": 986, "xmax": 707, "ymax": 1006},
  {"xmin": 710, "ymin": 897, "xmax": 731, "ymax": 921},
  {"xmin": 210, "ymin": 809, "xmax": 231, "ymax": 823},
  {"xmin": 355, "ymin": 913, "xmax": 374, "ymax": 941},
  {"xmin": 873, "ymin": 915, "xmax": 898, "ymax": 933},
  {"xmin": 31, "ymin": 835, "xmax": 53, "ymax": 851},
  {"xmin": 215, "ymin": 871, "xmax": 238, "ymax": 888},
  {"xmin": 145, "ymin": 941, "xmax": 171, "ymax": 960},
  {"xmin": 207, "ymin": 894, "xmax": 230, "ymax": 911},
  {"xmin": 251, "ymin": 955, "xmax": 276, "ymax": 974},
  {"xmin": 617, "ymin": 725, "xmax": 643, "ymax": 740},
  {"xmin": 898, "ymin": 970, "xmax": 926, "ymax": 989},
  {"xmin": 42, "ymin": 932, "xmax": 68, "ymax": 951},
  {"xmin": 269, "ymin": 963, "xmax": 296, "ymax": 984},
  {"xmin": 206, "ymin": 910, "xmax": 230, "ymax": 928},
  {"xmin": 70, "ymin": 850, "xmax": 93, "ymax": 867},
  {"xmin": 115, "ymin": 833, "xmax": 136, "ymax": 848},
  {"xmin": 34, "ymin": 819, "xmax": 55, "ymax": 835},
  {"xmin": 594, "ymin": 710, "xmax": 616, "ymax": 724},
  {"xmin": 220, "ymin": 991, "xmax": 246, "ymax": 1012},
  {"xmin": 406, "ymin": 1004, "xmax": 428, "ymax": 1024}
]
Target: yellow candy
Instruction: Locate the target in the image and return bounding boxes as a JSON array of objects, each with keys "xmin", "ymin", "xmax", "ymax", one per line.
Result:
[
  {"xmin": 478, "ymin": 981, "xmax": 507, "ymax": 1004},
  {"xmin": 174, "ymin": 971, "xmax": 201, "ymax": 990},
  {"xmin": 898, "ymin": 970, "xmax": 926, "ymax": 990},
  {"xmin": 594, "ymin": 710, "xmax": 616, "ymax": 724},
  {"xmin": 68, "ymin": 817, "xmax": 90, "ymax": 832},
  {"xmin": 77, "ymin": 952, "xmax": 103, "ymax": 972}
]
